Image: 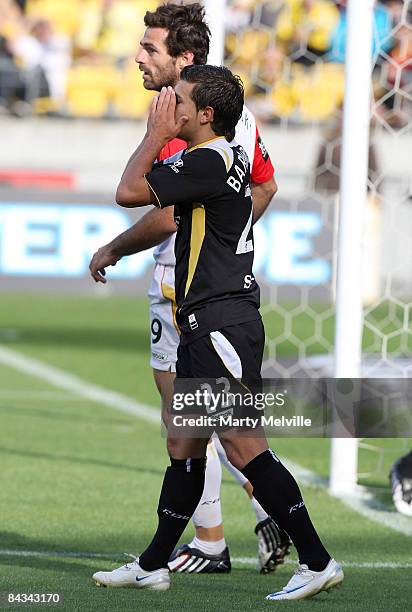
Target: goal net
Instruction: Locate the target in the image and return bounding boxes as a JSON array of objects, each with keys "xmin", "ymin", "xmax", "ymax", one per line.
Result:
[{"xmin": 215, "ymin": 0, "xmax": 412, "ymax": 495}]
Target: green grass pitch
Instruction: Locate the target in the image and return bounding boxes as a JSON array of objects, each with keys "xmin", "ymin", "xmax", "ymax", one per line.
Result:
[{"xmin": 0, "ymin": 294, "xmax": 410, "ymax": 612}]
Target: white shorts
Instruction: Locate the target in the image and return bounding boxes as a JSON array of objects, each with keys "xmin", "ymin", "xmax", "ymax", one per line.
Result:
[{"xmin": 148, "ymin": 264, "xmax": 179, "ymax": 372}]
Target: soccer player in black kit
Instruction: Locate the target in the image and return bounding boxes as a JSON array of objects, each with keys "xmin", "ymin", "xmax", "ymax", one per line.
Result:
[{"xmin": 92, "ymin": 65, "xmax": 344, "ymax": 601}]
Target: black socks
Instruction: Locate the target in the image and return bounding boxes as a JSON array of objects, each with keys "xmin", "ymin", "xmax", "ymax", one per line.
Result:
[
  {"xmin": 140, "ymin": 450, "xmax": 330, "ymax": 572},
  {"xmin": 139, "ymin": 456, "xmax": 206, "ymax": 571},
  {"xmin": 242, "ymin": 449, "xmax": 331, "ymax": 572}
]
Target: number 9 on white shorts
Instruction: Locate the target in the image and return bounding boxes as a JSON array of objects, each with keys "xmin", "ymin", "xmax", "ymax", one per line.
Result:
[{"xmin": 148, "ymin": 264, "xmax": 179, "ymax": 373}]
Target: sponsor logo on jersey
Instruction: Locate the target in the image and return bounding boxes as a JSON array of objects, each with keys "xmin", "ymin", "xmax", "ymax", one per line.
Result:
[
  {"xmin": 242, "ymin": 112, "xmax": 251, "ymax": 130},
  {"xmin": 244, "ymin": 274, "xmax": 255, "ymax": 289},
  {"xmin": 170, "ymin": 159, "xmax": 184, "ymax": 173},
  {"xmin": 258, "ymin": 135, "xmax": 269, "ymax": 161},
  {"xmin": 188, "ymin": 313, "xmax": 199, "ymax": 330}
]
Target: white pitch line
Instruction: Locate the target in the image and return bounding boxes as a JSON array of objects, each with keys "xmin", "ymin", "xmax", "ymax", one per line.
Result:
[
  {"xmin": 283, "ymin": 459, "xmax": 328, "ymax": 488},
  {"xmin": 0, "ymin": 345, "xmax": 410, "ymax": 538},
  {"xmin": 0, "ymin": 390, "xmax": 85, "ymax": 401},
  {"xmin": 284, "ymin": 459, "xmax": 412, "ymax": 538},
  {"xmin": 336, "ymin": 490, "xmax": 412, "ymax": 538},
  {"xmin": 0, "ymin": 346, "xmax": 160, "ymax": 424},
  {"xmin": 0, "ymin": 549, "xmax": 112, "ymax": 560},
  {"xmin": 0, "ymin": 549, "xmax": 411, "ymax": 569},
  {"xmin": 233, "ymin": 557, "xmax": 412, "ymax": 570}
]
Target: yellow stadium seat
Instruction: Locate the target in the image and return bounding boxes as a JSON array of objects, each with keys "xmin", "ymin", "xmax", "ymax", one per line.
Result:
[
  {"xmin": 75, "ymin": 0, "xmax": 159, "ymax": 58},
  {"xmin": 227, "ymin": 30, "xmax": 271, "ymax": 66},
  {"xmin": 66, "ymin": 64, "xmax": 119, "ymax": 118},
  {"xmin": 299, "ymin": 63, "xmax": 344, "ymax": 121},
  {"xmin": 33, "ymin": 97, "xmax": 60, "ymax": 115},
  {"xmin": 276, "ymin": 0, "xmax": 339, "ymax": 54},
  {"xmin": 270, "ymin": 62, "xmax": 345, "ymax": 122},
  {"xmin": 271, "ymin": 64, "xmax": 307, "ymax": 118},
  {"xmin": 26, "ymin": 0, "xmax": 81, "ymax": 37},
  {"xmin": 271, "ymin": 81, "xmax": 298, "ymax": 118}
]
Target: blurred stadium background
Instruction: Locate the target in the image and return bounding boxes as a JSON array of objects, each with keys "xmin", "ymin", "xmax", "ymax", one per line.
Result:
[{"xmin": 1, "ymin": 1, "xmax": 412, "ymax": 610}]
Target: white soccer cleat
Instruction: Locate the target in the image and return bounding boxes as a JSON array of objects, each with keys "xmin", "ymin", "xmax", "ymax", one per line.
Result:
[
  {"xmin": 92, "ymin": 554, "xmax": 170, "ymax": 591},
  {"xmin": 265, "ymin": 558, "xmax": 343, "ymax": 601}
]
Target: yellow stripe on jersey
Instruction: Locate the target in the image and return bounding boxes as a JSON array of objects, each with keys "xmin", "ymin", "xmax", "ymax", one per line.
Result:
[
  {"xmin": 185, "ymin": 203, "xmax": 205, "ymax": 297},
  {"xmin": 215, "ymin": 147, "xmax": 231, "ymax": 171},
  {"xmin": 144, "ymin": 174, "xmax": 161, "ymax": 208},
  {"xmin": 161, "ymin": 282, "xmax": 180, "ymax": 334}
]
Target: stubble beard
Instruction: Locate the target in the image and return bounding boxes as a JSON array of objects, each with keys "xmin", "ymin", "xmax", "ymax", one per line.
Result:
[{"xmin": 141, "ymin": 61, "xmax": 179, "ymax": 92}]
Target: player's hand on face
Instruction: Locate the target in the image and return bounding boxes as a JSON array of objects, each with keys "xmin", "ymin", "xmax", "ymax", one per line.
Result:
[
  {"xmin": 147, "ymin": 86, "xmax": 188, "ymax": 143},
  {"xmin": 89, "ymin": 245, "xmax": 121, "ymax": 283}
]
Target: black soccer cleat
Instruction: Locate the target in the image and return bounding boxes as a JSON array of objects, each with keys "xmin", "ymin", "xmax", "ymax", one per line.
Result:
[
  {"xmin": 168, "ymin": 544, "xmax": 231, "ymax": 573},
  {"xmin": 255, "ymin": 517, "xmax": 292, "ymax": 574},
  {"xmin": 390, "ymin": 452, "xmax": 412, "ymax": 517}
]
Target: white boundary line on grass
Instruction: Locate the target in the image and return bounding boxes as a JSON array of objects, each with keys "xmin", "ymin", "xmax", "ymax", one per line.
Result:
[
  {"xmin": 284, "ymin": 459, "xmax": 412, "ymax": 538},
  {"xmin": 0, "ymin": 346, "xmax": 159, "ymax": 424},
  {"xmin": 0, "ymin": 548, "xmax": 411, "ymax": 569},
  {"xmin": 0, "ymin": 390, "xmax": 86, "ymax": 400},
  {"xmin": 1, "ymin": 345, "xmax": 411, "ymax": 538}
]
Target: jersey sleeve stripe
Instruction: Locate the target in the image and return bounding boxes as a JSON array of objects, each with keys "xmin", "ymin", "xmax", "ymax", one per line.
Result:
[
  {"xmin": 144, "ymin": 174, "xmax": 162, "ymax": 208},
  {"xmin": 215, "ymin": 147, "xmax": 231, "ymax": 171},
  {"xmin": 184, "ymin": 204, "xmax": 206, "ymax": 297}
]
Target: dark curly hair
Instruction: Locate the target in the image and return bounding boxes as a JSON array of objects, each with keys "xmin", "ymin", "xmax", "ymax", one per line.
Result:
[
  {"xmin": 180, "ymin": 65, "xmax": 244, "ymax": 142},
  {"xmin": 144, "ymin": 2, "xmax": 210, "ymax": 65}
]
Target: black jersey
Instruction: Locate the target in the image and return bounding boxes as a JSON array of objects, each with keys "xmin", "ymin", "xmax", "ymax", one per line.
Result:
[{"xmin": 145, "ymin": 136, "xmax": 260, "ymax": 343}]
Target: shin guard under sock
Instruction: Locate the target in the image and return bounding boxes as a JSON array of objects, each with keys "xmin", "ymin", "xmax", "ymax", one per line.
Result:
[
  {"xmin": 139, "ymin": 456, "xmax": 206, "ymax": 571},
  {"xmin": 242, "ymin": 449, "xmax": 330, "ymax": 571}
]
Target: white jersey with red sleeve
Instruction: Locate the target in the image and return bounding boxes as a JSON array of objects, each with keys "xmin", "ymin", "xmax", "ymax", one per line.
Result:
[{"xmin": 152, "ymin": 105, "xmax": 274, "ymax": 266}]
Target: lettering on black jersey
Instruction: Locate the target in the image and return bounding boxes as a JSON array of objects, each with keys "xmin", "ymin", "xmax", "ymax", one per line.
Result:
[
  {"xmin": 145, "ymin": 139, "xmax": 260, "ymax": 340},
  {"xmin": 227, "ymin": 147, "xmax": 250, "ymax": 193},
  {"xmin": 257, "ymin": 135, "xmax": 269, "ymax": 162}
]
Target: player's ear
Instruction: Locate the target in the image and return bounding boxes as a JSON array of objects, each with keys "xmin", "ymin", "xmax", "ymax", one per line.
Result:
[
  {"xmin": 200, "ymin": 106, "xmax": 214, "ymax": 125},
  {"xmin": 177, "ymin": 51, "xmax": 194, "ymax": 70}
]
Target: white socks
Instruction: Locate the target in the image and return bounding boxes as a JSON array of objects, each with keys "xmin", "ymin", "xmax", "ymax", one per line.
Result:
[
  {"xmin": 189, "ymin": 536, "xmax": 226, "ymax": 556},
  {"xmin": 191, "ymin": 438, "xmax": 269, "ymax": 555},
  {"xmin": 192, "ymin": 441, "xmax": 223, "ymax": 528},
  {"xmin": 213, "ymin": 435, "xmax": 248, "ymax": 486},
  {"xmin": 251, "ymin": 496, "xmax": 269, "ymax": 523}
]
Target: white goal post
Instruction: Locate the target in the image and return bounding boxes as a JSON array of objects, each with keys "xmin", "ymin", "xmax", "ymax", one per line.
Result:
[
  {"xmin": 205, "ymin": 0, "xmax": 377, "ymax": 495},
  {"xmin": 204, "ymin": 0, "xmax": 227, "ymax": 65},
  {"xmin": 329, "ymin": 0, "xmax": 375, "ymax": 495}
]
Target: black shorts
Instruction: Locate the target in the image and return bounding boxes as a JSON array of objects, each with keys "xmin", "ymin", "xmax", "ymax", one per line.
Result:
[
  {"xmin": 170, "ymin": 319, "xmax": 265, "ymax": 436},
  {"xmin": 176, "ymin": 319, "xmax": 264, "ymax": 389}
]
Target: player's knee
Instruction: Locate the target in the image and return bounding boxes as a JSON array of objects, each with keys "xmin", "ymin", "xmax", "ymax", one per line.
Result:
[
  {"xmin": 153, "ymin": 370, "xmax": 163, "ymax": 395},
  {"xmin": 153, "ymin": 369, "xmax": 175, "ymax": 410},
  {"xmin": 167, "ymin": 436, "xmax": 208, "ymax": 460},
  {"xmin": 219, "ymin": 437, "xmax": 268, "ymax": 470},
  {"xmin": 167, "ymin": 437, "xmax": 183, "ymax": 458},
  {"xmin": 218, "ymin": 439, "xmax": 244, "ymax": 470}
]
